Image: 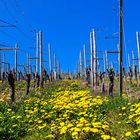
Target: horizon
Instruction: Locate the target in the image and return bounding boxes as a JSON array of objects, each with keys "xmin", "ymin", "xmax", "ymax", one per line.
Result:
[{"xmin": 0, "ymin": 0, "xmax": 140, "ymax": 73}]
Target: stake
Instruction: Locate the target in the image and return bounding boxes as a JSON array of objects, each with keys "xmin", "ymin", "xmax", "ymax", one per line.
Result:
[
  {"xmin": 54, "ymin": 53, "xmax": 56, "ymax": 80},
  {"xmin": 27, "ymin": 53, "xmax": 29, "ymax": 73},
  {"xmin": 48, "ymin": 43, "xmax": 52, "ymax": 73},
  {"xmin": 83, "ymin": 44, "xmax": 87, "ymax": 78},
  {"xmin": 79, "ymin": 50, "xmax": 82, "ymax": 79},
  {"xmin": 136, "ymin": 32, "xmax": 140, "ymax": 74},
  {"xmin": 4, "ymin": 54, "xmax": 6, "ymax": 73},
  {"xmin": 39, "ymin": 31, "xmax": 43, "ymax": 86},
  {"xmin": 92, "ymin": 29, "xmax": 97, "ymax": 86},
  {"xmin": 105, "ymin": 50, "xmax": 108, "ymax": 72},
  {"xmin": 119, "ymin": 0, "xmax": 123, "ymax": 96},
  {"xmin": 132, "ymin": 51, "xmax": 135, "ymax": 77},
  {"xmin": 90, "ymin": 32, "xmax": 93, "ymax": 87},
  {"xmin": 76, "ymin": 62, "xmax": 78, "ymax": 77},
  {"xmin": 15, "ymin": 43, "xmax": 18, "ymax": 81},
  {"xmin": 36, "ymin": 32, "xmax": 39, "ymax": 73},
  {"xmin": 128, "ymin": 54, "xmax": 130, "ymax": 67},
  {"xmin": 29, "ymin": 54, "xmax": 31, "ymax": 74}
]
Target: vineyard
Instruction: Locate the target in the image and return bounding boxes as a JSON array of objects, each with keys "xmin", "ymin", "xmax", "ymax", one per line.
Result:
[{"xmin": 0, "ymin": 79, "xmax": 140, "ymax": 140}]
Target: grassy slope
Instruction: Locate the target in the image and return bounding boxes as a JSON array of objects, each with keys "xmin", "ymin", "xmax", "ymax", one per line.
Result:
[{"xmin": 0, "ymin": 79, "xmax": 139, "ymax": 140}]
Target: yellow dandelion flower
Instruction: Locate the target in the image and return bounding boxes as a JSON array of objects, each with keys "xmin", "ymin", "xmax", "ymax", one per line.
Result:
[
  {"xmin": 12, "ymin": 124, "xmax": 17, "ymax": 128},
  {"xmin": 28, "ymin": 128, "xmax": 32, "ymax": 132},
  {"xmin": 77, "ymin": 123, "xmax": 83, "ymax": 127},
  {"xmin": 122, "ymin": 107, "xmax": 126, "ymax": 110},
  {"xmin": 60, "ymin": 122, "xmax": 65, "ymax": 126},
  {"xmin": 102, "ymin": 125, "xmax": 109, "ymax": 130},
  {"xmin": 60, "ymin": 126, "xmax": 67, "ymax": 134},
  {"xmin": 136, "ymin": 120, "xmax": 140, "ymax": 124},
  {"xmin": 17, "ymin": 116, "xmax": 22, "ymax": 119},
  {"xmin": 45, "ymin": 134, "xmax": 54, "ymax": 139},
  {"xmin": 82, "ymin": 127, "xmax": 90, "ymax": 132},
  {"xmin": 90, "ymin": 128, "xmax": 99, "ymax": 133},
  {"xmin": 74, "ymin": 128, "xmax": 81, "ymax": 132},
  {"xmin": 38, "ymin": 120, "xmax": 43, "ymax": 124},
  {"xmin": 125, "ymin": 131, "xmax": 132, "ymax": 137},
  {"xmin": 67, "ymin": 123, "xmax": 73, "ymax": 128},
  {"xmin": 111, "ymin": 137, "xmax": 116, "ymax": 140},
  {"xmin": 72, "ymin": 131, "xmax": 78, "ymax": 137},
  {"xmin": 7, "ymin": 108, "xmax": 12, "ymax": 112},
  {"xmin": 101, "ymin": 134, "xmax": 111, "ymax": 140}
]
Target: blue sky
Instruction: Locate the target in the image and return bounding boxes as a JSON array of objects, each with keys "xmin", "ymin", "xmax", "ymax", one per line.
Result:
[{"xmin": 0, "ymin": 0, "xmax": 140, "ymax": 73}]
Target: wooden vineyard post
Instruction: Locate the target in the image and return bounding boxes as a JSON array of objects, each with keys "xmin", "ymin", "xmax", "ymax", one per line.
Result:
[
  {"xmin": 132, "ymin": 51, "xmax": 135, "ymax": 79},
  {"xmin": 54, "ymin": 53, "xmax": 57, "ymax": 80},
  {"xmin": 90, "ymin": 32, "xmax": 93, "ymax": 87},
  {"xmin": 24, "ymin": 64, "xmax": 27, "ymax": 78},
  {"xmin": 83, "ymin": 44, "xmax": 87, "ymax": 79},
  {"xmin": 105, "ymin": 50, "xmax": 108, "ymax": 76},
  {"xmin": 4, "ymin": 54, "xmax": 6, "ymax": 74},
  {"xmin": 103, "ymin": 52, "xmax": 106, "ymax": 73},
  {"xmin": 15, "ymin": 43, "xmax": 18, "ymax": 81},
  {"xmin": 119, "ymin": 0, "xmax": 123, "ymax": 96},
  {"xmin": 79, "ymin": 50, "xmax": 83, "ymax": 79},
  {"xmin": 136, "ymin": 32, "xmax": 140, "ymax": 85},
  {"xmin": 39, "ymin": 31, "xmax": 43, "ymax": 86},
  {"xmin": 97, "ymin": 59, "xmax": 100, "ymax": 85},
  {"xmin": 128, "ymin": 54, "xmax": 130, "ymax": 68},
  {"xmin": 48, "ymin": 44, "xmax": 52, "ymax": 73},
  {"xmin": 76, "ymin": 62, "xmax": 79, "ymax": 79},
  {"xmin": 136, "ymin": 32, "xmax": 140, "ymax": 73},
  {"xmin": 57, "ymin": 61, "xmax": 61, "ymax": 79},
  {"xmin": 36, "ymin": 32, "xmax": 39, "ymax": 73},
  {"xmin": 27, "ymin": 53, "xmax": 29, "ymax": 74},
  {"xmin": 92, "ymin": 29, "xmax": 97, "ymax": 86},
  {"xmin": 28, "ymin": 54, "xmax": 31, "ymax": 74},
  {"xmin": 48, "ymin": 43, "xmax": 53, "ymax": 81}
]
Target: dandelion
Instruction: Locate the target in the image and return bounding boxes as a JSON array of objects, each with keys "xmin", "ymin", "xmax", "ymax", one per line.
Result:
[
  {"xmin": 74, "ymin": 127, "xmax": 81, "ymax": 132},
  {"xmin": 125, "ymin": 131, "xmax": 132, "ymax": 137},
  {"xmin": 26, "ymin": 115, "xmax": 30, "ymax": 118},
  {"xmin": 90, "ymin": 128, "xmax": 99, "ymax": 133},
  {"xmin": 7, "ymin": 108, "xmax": 12, "ymax": 112},
  {"xmin": 77, "ymin": 123, "xmax": 83, "ymax": 127},
  {"xmin": 11, "ymin": 116, "xmax": 16, "ymax": 119},
  {"xmin": 136, "ymin": 120, "xmax": 140, "ymax": 124},
  {"xmin": 67, "ymin": 123, "xmax": 73, "ymax": 128},
  {"xmin": 28, "ymin": 128, "xmax": 32, "ymax": 132},
  {"xmin": 37, "ymin": 120, "xmax": 43, "ymax": 124},
  {"xmin": 82, "ymin": 127, "xmax": 90, "ymax": 132},
  {"xmin": 101, "ymin": 134, "xmax": 111, "ymax": 140},
  {"xmin": 111, "ymin": 137, "xmax": 116, "ymax": 140},
  {"xmin": 122, "ymin": 107, "xmax": 126, "ymax": 110},
  {"xmin": 60, "ymin": 122, "xmax": 65, "ymax": 126},
  {"xmin": 17, "ymin": 116, "xmax": 22, "ymax": 119},
  {"xmin": 40, "ymin": 109, "xmax": 46, "ymax": 113},
  {"xmin": 60, "ymin": 126, "xmax": 67, "ymax": 134},
  {"xmin": 12, "ymin": 124, "xmax": 17, "ymax": 128},
  {"xmin": 45, "ymin": 134, "xmax": 54, "ymax": 139},
  {"xmin": 38, "ymin": 125, "xmax": 45, "ymax": 130},
  {"xmin": 72, "ymin": 131, "xmax": 78, "ymax": 137},
  {"xmin": 102, "ymin": 125, "xmax": 109, "ymax": 130}
]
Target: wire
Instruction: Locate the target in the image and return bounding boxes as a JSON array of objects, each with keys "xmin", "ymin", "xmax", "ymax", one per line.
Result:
[
  {"xmin": 0, "ymin": 19, "xmax": 16, "ymax": 27},
  {"xmin": 0, "ymin": 0, "xmax": 34, "ymax": 43}
]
